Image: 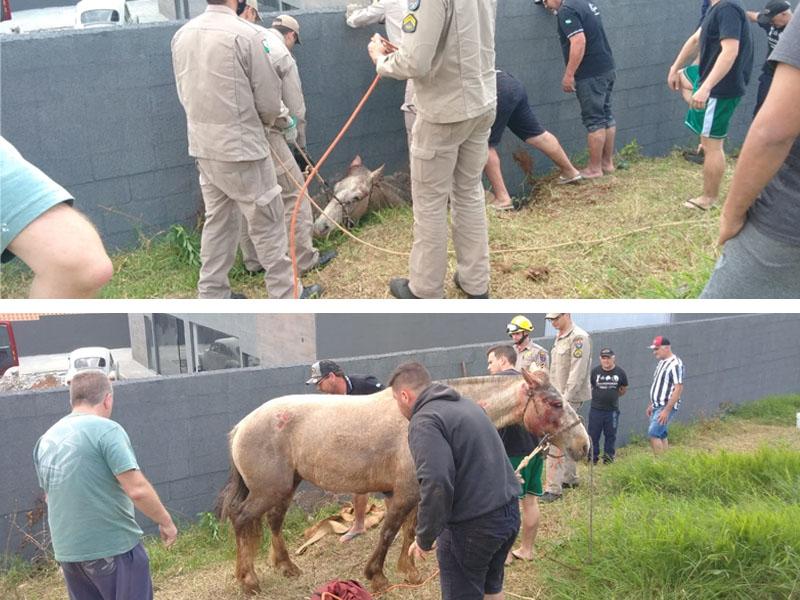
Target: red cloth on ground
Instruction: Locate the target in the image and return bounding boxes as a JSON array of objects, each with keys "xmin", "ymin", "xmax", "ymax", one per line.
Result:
[{"xmin": 311, "ymin": 579, "xmax": 374, "ymax": 600}]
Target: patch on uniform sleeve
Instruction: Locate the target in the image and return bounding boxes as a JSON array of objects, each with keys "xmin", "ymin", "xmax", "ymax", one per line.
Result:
[
  {"xmin": 538, "ymin": 350, "xmax": 548, "ymax": 366},
  {"xmin": 408, "ymin": 0, "xmax": 420, "ymax": 10},
  {"xmin": 573, "ymin": 337, "xmax": 584, "ymax": 349},
  {"xmin": 402, "ymin": 14, "xmax": 418, "ymax": 33},
  {"xmin": 262, "ymin": 39, "xmax": 270, "ymax": 53},
  {"xmin": 573, "ymin": 348, "xmax": 583, "ymax": 358}
]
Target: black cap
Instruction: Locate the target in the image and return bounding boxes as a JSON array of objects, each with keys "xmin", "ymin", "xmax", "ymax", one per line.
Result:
[
  {"xmin": 758, "ymin": 0, "xmax": 791, "ymax": 25},
  {"xmin": 599, "ymin": 348, "xmax": 614, "ymax": 357},
  {"xmin": 306, "ymin": 359, "xmax": 342, "ymax": 384}
]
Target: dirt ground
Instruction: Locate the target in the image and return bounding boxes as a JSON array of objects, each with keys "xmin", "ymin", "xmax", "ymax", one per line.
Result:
[{"xmin": 5, "ymin": 420, "xmax": 798, "ymax": 600}]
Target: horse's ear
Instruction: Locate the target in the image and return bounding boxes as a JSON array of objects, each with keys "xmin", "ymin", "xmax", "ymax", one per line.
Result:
[
  {"xmin": 350, "ymin": 155, "xmax": 363, "ymax": 168},
  {"xmin": 369, "ymin": 164, "xmax": 385, "ymax": 184},
  {"xmin": 521, "ymin": 369, "xmax": 547, "ymax": 389}
]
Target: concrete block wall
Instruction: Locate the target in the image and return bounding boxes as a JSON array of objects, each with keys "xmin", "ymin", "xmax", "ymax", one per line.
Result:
[
  {"xmin": 1, "ymin": 0, "xmax": 770, "ymax": 250},
  {"xmin": 2, "ymin": 314, "xmax": 799, "ymax": 559}
]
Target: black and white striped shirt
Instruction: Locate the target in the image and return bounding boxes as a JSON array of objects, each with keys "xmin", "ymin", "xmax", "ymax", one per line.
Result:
[{"xmin": 649, "ymin": 355, "xmax": 684, "ymax": 409}]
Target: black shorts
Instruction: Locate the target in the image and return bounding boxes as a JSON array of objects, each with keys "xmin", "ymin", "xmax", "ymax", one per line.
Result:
[{"xmin": 489, "ymin": 71, "xmax": 546, "ymax": 147}]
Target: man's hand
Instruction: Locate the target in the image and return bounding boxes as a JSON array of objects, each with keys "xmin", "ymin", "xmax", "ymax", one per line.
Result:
[
  {"xmin": 160, "ymin": 520, "xmax": 178, "ymax": 548},
  {"xmin": 408, "ymin": 539, "xmax": 432, "ymax": 560},
  {"xmin": 691, "ymin": 86, "xmax": 710, "ymax": 110},
  {"xmin": 667, "ymin": 66, "xmax": 682, "ymax": 91},
  {"xmin": 562, "ymin": 72, "xmax": 576, "ymax": 93},
  {"xmin": 646, "ymin": 404, "xmax": 653, "ymax": 418},
  {"xmin": 282, "ymin": 116, "xmax": 298, "ymax": 144},
  {"xmin": 718, "ymin": 210, "xmax": 746, "ymax": 246},
  {"xmin": 368, "ymin": 33, "xmax": 390, "ymax": 65},
  {"xmin": 657, "ymin": 409, "xmax": 670, "ymax": 426}
]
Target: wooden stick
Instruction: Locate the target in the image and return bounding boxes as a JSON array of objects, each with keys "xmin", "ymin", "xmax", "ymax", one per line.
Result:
[{"xmin": 515, "ymin": 442, "xmax": 548, "ymax": 474}]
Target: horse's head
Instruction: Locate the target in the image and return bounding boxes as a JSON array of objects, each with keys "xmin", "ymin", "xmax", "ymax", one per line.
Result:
[
  {"xmin": 519, "ymin": 370, "xmax": 590, "ymax": 462},
  {"xmin": 313, "ymin": 155, "xmax": 384, "ymax": 237}
]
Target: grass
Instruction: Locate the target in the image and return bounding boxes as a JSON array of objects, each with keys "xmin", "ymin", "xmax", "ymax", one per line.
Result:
[
  {"xmin": 0, "ymin": 145, "xmax": 727, "ymax": 299},
  {"xmin": 4, "ymin": 394, "xmax": 798, "ymax": 599}
]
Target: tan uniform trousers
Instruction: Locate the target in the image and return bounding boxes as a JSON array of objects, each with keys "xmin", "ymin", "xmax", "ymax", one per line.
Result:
[
  {"xmin": 402, "ymin": 80, "xmax": 417, "ymax": 149},
  {"xmin": 196, "ymin": 157, "xmax": 297, "ymax": 299},
  {"xmin": 544, "ymin": 400, "xmax": 584, "ymax": 494},
  {"xmin": 407, "ymin": 109, "xmax": 495, "ymax": 298},
  {"xmin": 239, "ymin": 132, "xmax": 318, "ymax": 273}
]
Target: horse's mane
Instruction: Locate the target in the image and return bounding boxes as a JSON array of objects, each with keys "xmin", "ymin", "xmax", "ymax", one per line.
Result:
[{"xmin": 439, "ymin": 374, "xmax": 522, "ymax": 386}]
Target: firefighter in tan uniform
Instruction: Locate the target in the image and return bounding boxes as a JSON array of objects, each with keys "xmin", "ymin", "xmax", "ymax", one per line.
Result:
[
  {"xmin": 367, "ymin": 0, "xmax": 498, "ymax": 299},
  {"xmin": 506, "ymin": 315, "xmax": 549, "ymax": 372},
  {"xmin": 542, "ymin": 313, "xmax": 591, "ymax": 502},
  {"xmin": 171, "ymin": 0, "xmax": 321, "ymax": 299},
  {"xmin": 238, "ymin": 9, "xmax": 336, "ymax": 276}
]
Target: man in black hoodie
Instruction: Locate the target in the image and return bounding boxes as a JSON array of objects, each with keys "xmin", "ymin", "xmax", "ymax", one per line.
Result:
[{"xmin": 389, "ymin": 361, "xmax": 521, "ymax": 600}]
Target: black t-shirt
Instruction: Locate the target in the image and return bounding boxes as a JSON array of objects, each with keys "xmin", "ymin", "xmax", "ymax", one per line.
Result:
[
  {"xmin": 757, "ymin": 21, "xmax": 785, "ymax": 74},
  {"xmin": 699, "ymin": 0, "xmax": 753, "ymax": 97},
  {"xmin": 346, "ymin": 374, "xmax": 383, "ymax": 395},
  {"xmin": 590, "ymin": 365, "xmax": 628, "ymax": 411},
  {"xmin": 557, "ymin": 0, "xmax": 615, "ymax": 80}
]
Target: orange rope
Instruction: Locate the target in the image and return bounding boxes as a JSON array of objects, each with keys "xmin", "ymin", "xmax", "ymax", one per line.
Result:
[
  {"xmin": 372, "ymin": 568, "xmax": 440, "ymax": 597},
  {"xmin": 289, "ymin": 73, "xmax": 383, "ymax": 298}
]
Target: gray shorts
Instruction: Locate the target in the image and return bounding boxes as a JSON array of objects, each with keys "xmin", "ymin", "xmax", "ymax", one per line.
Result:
[
  {"xmin": 700, "ymin": 219, "xmax": 800, "ymax": 299},
  {"xmin": 575, "ymin": 71, "xmax": 616, "ymax": 132}
]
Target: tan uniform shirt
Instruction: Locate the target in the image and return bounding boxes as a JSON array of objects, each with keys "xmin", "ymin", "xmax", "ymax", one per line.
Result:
[
  {"xmin": 549, "ymin": 325, "xmax": 592, "ymax": 405},
  {"xmin": 375, "ymin": 0, "xmax": 497, "ymax": 123},
  {"xmin": 171, "ymin": 5, "xmax": 282, "ymax": 161},
  {"xmin": 347, "ymin": 0, "xmax": 406, "ymax": 44},
  {"xmin": 263, "ymin": 28, "xmax": 308, "ymax": 148},
  {"xmin": 515, "ymin": 339, "xmax": 550, "ymax": 373}
]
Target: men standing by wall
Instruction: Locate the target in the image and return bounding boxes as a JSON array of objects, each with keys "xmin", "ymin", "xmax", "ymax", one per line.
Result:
[
  {"xmin": 701, "ymin": 10, "xmax": 800, "ymax": 298},
  {"xmin": 366, "ymin": 0, "xmax": 497, "ymax": 299},
  {"xmin": 486, "ymin": 345, "xmax": 542, "ymax": 564},
  {"xmin": 542, "ymin": 313, "xmax": 591, "ymax": 502},
  {"xmin": 543, "ymin": 0, "xmax": 617, "ymax": 179},
  {"xmin": 237, "ymin": 9, "xmax": 337, "ymax": 277},
  {"xmin": 171, "ymin": 0, "xmax": 321, "ymax": 299},
  {"xmin": 506, "ymin": 315, "xmax": 550, "ymax": 373},
  {"xmin": 588, "ymin": 347, "xmax": 628, "ymax": 464},
  {"xmin": 647, "ymin": 336, "xmax": 684, "ymax": 455},
  {"xmin": 306, "ymin": 359, "xmax": 383, "ymax": 542},
  {"xmin": 33, "ymin": 371, "xmax": 178, "ymax": 599},
  {"xmin": 668, "ymin": 0, "xmax": 753, "ymax": 211},
  {"xmin": 746, "ymin": 1, "xmax": 793, "ymax": 116},
  {"xmin": 390, "ymin": 361, "xmax": 520, "ymax": 600}
]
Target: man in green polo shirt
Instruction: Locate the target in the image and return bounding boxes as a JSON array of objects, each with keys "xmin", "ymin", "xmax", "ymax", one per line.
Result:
[{"xmin": 34, "ymin": 370, "xmax": 177, "ymax": 599}]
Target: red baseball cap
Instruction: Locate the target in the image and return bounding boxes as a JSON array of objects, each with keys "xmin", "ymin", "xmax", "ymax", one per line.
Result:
[{"xmin": 649, "ymin": 336, "xmax": 670, "ymax": 349}]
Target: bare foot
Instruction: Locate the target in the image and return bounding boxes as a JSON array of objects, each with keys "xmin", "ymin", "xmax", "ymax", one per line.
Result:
[
  {"xmin": 684, "ymin": 196, "xmax": 715, "ymax": 210},
  {"xmin": 340, "ymin": 527, "xmax": 366, "ymax": 543},
  {"xmin": 602, "ymin": 163, "xmax": 615, "ymax": 174},
  {"xmin": 580, "ymin": 168, "xmax": 604, "ymax": 179},
  {"xmin": 510, "ymin": 548, "xmax": 534, "ymax": 561}
]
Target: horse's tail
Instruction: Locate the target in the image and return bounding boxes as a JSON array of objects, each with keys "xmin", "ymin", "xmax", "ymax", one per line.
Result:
[{"xmin": 216, "ymin": 426, "xmax": 249, "ymax": 523}]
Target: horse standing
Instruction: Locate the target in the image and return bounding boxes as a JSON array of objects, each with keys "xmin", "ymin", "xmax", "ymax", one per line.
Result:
[{"xmin": 219, "ymin": 370, "xmax": 590, "ymax": 595}]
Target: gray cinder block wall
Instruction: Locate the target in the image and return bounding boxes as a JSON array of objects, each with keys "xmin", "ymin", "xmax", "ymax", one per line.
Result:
[
  {"xmin": 0, "ymin": 0, "xmax": 770, "ymax": 251},
  {"xmin": 2, "ymin": 314, "xmax": 799, "ymax": 560}
]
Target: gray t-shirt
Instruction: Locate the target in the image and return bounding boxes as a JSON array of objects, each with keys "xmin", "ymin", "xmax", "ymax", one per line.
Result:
[{"xmin": 747, "ymin": 15, "xmax": 800, "ymax": 246}]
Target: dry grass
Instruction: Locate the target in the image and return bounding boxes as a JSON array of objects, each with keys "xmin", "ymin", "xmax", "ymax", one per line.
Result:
[
  {"xmin": 7, "ymin": 414, "xmax": 795, "ymax": 600},
  {"xmin": 0, "ymin": 148, "xmax": 727, "ymax": 299}
]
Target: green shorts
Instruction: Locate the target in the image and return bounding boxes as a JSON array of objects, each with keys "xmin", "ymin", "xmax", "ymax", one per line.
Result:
[
  {"xmin": 509, "ymin": 454, "xmax": 543, "ymax": 497},
  {"xmin": 682, "ymin": 64, "xmax": 741, "ymax": 139}
]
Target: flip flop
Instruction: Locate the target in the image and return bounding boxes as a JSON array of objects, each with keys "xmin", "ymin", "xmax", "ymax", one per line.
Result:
[
  {"xmin": 557, "ymin": 173, "xmax": 583, "ymax": 185},
  {"xmin": 683, "ymin": 199, "xmax": 711, "ymax": 211},
  {"xmin": 511, "ymin": 549, "xmax": 533, "ymax": 562},
  {"xmin": 339, "ymin": 530, "xmax": 365, "ymax": 543}
]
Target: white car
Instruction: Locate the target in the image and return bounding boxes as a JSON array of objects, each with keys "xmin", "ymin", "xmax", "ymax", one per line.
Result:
[
  {"xmin": 65, "ymin": 347, "xmax": 120, "ymax": 385},
  {"xmin": 75, "ymin": 0, "xmax": 138, "ymax": 29}
]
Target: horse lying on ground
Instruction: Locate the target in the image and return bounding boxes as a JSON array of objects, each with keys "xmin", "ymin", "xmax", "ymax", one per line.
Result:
[
  {"xmin": 312, "ymin": 155, "xmax": 409, "ymax": 237},
  {"xmin": 218, "ymin": 370, "xmax": 590, "ymax": 595}
]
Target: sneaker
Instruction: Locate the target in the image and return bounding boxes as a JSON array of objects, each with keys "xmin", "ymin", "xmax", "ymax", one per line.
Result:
[
  {"xmin": 302, "ymin": 249, "xmax": 337, "ymax": 274},
  {"xmin": 562, "ymin": 482, "xmax": 579, "ymax": 489},
  {"xmin": 682, "ymin": 149, "xmax": 704, "ymax": 165},
  {"xmin": 299, "ymin": 283, "xmax": 323, "ymax": 299},
  {"xmin": 453, "ymin": 272, "xmax": 489, "ymax": 299},
  {"xmin": 389, "ymin": 278, "xmax": 421, "ymax": 299},
  {"xmin": 230, "ymin": 292, "xmax": 248, "ymax": 299},
  {"xmin": 540, "ymin": 492, "xmax": 562, "ymax": 503}
]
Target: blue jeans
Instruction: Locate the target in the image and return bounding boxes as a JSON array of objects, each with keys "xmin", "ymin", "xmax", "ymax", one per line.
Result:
[
  {"xmin": 648, "ymin": 407, "xmax": 677, "ymax": 440},
  {"xmin": 60, "ymin": 541, "xmax": 153, "ymax": 600},
  {"xmin": 588, "ymin": 407, "xmax": 619, "ymax": 463},
  {"xmin": 437, "ymin": 499, "xmax": 520, "ymax": 599}
]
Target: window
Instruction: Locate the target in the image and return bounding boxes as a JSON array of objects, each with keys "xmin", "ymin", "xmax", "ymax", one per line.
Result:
[
  {"xmin": 153, "ymin": 315, "xmax": 187, "ymax": 375},
  {"xmin": 80, "ymin": 9, "xmax": 120, "ymax": 24},
  {"xmin": 74, "ymin": 357, "xmax": 106, "ymax": 369},
  {"xmin": 193, "ymin": 324, "xmax": 242, "ymax": 372}
]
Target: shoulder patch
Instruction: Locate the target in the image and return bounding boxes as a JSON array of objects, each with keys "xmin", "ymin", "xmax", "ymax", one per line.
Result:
[
  {"xmin": 408, "ymin": 0, "xmax": 420, "ymax": 10},
  {"xmin": 573, "ymin": 337, "xmax": 584, "ymax": 349},
  {"xmin": 402, "ymin": 13, "xmax": 417, "ymax": 33},
  {"xmin": 573, "ymin": 349, "xmax": 583, "ymax": 359},
  {"xmin": 262, "ymin": 39, "xmax": 270, "ymax": 53}
]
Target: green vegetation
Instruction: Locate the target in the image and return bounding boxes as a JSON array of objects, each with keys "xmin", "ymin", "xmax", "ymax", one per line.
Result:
[{"xmin": 727, "ymin": 393, "xmax": 800, "ymax": 425}]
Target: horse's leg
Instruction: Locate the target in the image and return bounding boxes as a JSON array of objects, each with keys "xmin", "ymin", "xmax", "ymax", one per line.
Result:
[
  {"xmin": 364, "ymin": 494, "xmax": 418, "ymax": 592},
  {"xmin": 265, "ymin": 473, "xmax": 302, "ymax": 578},
  {"xmin": 231, "ymin": 493, "xmax": 271, "ymax": 595},
  {"xmin": 396, "ymin": 506, "xmax": 421, "ymax": 584}
]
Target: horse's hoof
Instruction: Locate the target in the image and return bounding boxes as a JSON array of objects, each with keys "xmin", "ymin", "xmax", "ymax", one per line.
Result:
[
  {"xmin": 403, "ymin": 568, "xmax": 422, "ymax": 585},
  {"xmin": 369, "ymin": 574, "xmax": 390, "ymax": 592},
  {"xmin": 278, "ymin": 562, "xmax": 302, "ymax": 578},
  {"xmin": 241, "ymin": 579, "xmax": 261, "ymax": 596}
]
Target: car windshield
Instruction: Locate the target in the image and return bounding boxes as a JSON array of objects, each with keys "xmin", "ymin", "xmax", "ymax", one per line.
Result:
[
  {"xmin": 80, "ymin": 9, "xmax": 120, "ymax": 24},
  {"xmin": 74, "ymin": 357, "xmax": 106, "ymax": 369}
]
